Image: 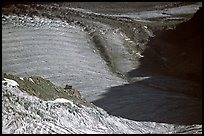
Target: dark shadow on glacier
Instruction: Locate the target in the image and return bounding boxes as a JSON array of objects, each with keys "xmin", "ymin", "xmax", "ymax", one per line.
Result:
[
  {"xmin": 93, "ymin": 8, "xmax": 202, "ymax": 125},
  {"xmin": 93, "ymin": 78, "xmax": 202, "ymax": 125}
]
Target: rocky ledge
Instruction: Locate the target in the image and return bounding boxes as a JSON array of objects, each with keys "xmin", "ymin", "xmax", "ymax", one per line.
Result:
[{"xmin": 2, "ymin": 73, "xmax": 95, "ymax": 108}]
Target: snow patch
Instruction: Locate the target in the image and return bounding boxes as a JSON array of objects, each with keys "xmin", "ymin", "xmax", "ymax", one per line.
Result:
[
  {"xmin": 28, "ymin": 78, "xmax": 34, "ymax": 83},
  {"xmin": 48, "ymin": 98, "xmax": 75, "ymax": 107},
  {"xmin": 19, "ymin": 77, "xmax": 24, "ymax": 81},
  {"xmin": 136, "ymin": 52, "xmax": 144, "ymax": 58},
  {"xmin": 125, "ymin": 38, "xmax": 131, "ymax": 41},
  {"xmin": 3, "ymin": 78, "xmax": 19, "ymax": 87},
  {"xmin": 131, "ymin": 76, "xmax": 151, "ymax": 82}
]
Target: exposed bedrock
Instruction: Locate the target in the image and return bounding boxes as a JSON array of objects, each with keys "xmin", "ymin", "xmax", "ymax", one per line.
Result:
[{"xmin": 127, "ymin": 7, "xmax": 202, "ymax": 98}]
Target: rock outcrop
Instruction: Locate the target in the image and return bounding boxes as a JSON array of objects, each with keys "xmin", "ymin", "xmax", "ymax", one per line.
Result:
[{"xmin": 128, "ymin": 7, "xmax": 202, "ymax": 98}]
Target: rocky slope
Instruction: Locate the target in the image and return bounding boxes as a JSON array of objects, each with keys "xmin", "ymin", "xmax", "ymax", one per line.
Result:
[
  {"xmin": 128, "ymin": 7, "xmax": 202, "ymax": 98},
  {"xmin": 2, "ymin": 2, "xmax": 202, "ymax": 134},
  {"xmin": 2, "ymin": 74, "xmax": 202, "ymax": 134}
]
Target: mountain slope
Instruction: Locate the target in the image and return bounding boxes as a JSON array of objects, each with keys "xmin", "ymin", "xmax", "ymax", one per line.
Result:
[{"xmin": 2, "ymin": 74, "xmax": 202, "ymax": 134}]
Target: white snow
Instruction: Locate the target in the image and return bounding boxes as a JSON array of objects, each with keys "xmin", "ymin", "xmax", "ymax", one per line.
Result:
[
  {"xmin": 131, "ymin": 76, "xmax": 151, "ymax": 82},
  {"xmin": 2, "ymin": 5, "xmax": 202, "ymax": 134},
  {"xmin": 64, "ymin": 3, "xmax": 201, "ymax": 22},
  {"xmin": 19, "ymin": 77, "xmax": 24, "ymax": 81},
  {"xmin": 2, "ymin": 76, "xmax": 202, "ymax": 134},
  {"xmin": 125, "ymin": 38, "xmax": 131, "ymax": 41},
  {"xmin": 144, "ymin": 25, "xmax": 148, "ymax": 29},
  {"xmin": 48, "ymin": 98, "xmax": 75, "ymax": 107},
  {"xmin": 29, "ymin": 78, "xmax": 34, "ymax": 83},
  {"xmin": 136, "ymin": 52, "xmax": 144, "ymax": 58},
  {"xmin": 53, "ymin": 98, "xmax": 72, "ymax": 103},
  {"xmin": 3, "ymin": 78, "xmax": 19, "ymax": 87}
]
